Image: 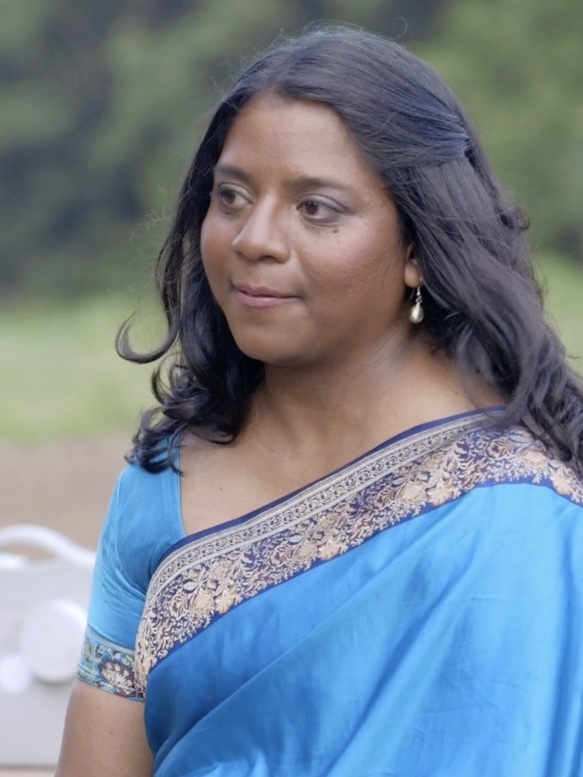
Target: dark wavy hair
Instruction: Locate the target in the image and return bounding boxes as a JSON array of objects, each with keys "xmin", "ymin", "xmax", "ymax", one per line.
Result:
[{"xmin": 118, "ymin": 25, "xmax": 583, "ymax": 474}]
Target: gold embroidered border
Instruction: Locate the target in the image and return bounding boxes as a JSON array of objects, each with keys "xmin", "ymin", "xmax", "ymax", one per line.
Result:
[
  {"xmin": 77, "ymin": 625, "xmax": 140, "ymax": 700},
  {"xmin": 134, "ymin": 417, "xmax": 583, "ymax": 696}
]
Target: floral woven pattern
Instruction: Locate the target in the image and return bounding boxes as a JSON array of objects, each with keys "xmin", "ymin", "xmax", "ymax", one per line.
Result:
[
  {"xmin": 133, "ymin": 416, "xmax": 583, "ymax": 697},
  {"xmin": 77, "ymin": 625, "xmax": 139, "ymax": 699}
]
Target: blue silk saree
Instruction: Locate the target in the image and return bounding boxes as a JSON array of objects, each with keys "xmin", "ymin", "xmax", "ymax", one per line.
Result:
[{"xmin": 77, "ymin": 412, "xmax": 583, "ymax": 776}]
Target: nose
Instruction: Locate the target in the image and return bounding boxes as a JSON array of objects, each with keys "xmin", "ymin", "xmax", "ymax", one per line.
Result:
[{"xmin": 231, "ymin": 199, "xmax": 289, "ymax": 263}]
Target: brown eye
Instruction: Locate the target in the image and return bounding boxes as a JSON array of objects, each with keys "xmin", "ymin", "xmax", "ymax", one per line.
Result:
[
  {"xmin": 302, "ymin": 200, "xmax": 322, "ymax": 217},
  {"xmin": 299, "ymin": 197, "xmax": 342, "ymax": 224},
  {"xmin": 213, "ymin": 184, "xmax": 249, "ymax": 212}
]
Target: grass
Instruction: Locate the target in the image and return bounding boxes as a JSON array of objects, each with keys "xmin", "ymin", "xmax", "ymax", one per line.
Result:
[
  {"xmin": 0, "ymin": 255, "xmax": 581, "ymax": 443},
  {"xmin": 0, "ymin": 294, "xmax": 158, "ymax": 442}
]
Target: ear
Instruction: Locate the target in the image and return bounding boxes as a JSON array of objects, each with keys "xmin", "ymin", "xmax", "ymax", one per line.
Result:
[{"xmin": 403, "ymin": 244, "xmax": 422, "ymax": 289}]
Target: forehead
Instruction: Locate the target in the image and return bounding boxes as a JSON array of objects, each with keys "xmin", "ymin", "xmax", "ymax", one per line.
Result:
[
  {"xmin": 217, "ymin": 93, "xmax": 381, "ymax": 186},
  {"xmin": 228, "ymin": 92, "xmax": 350, "ymax": 139}
]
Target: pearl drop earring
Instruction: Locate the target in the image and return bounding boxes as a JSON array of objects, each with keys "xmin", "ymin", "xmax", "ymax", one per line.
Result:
[{"xmin": 409, "ymin": 286, "xmax": 424, "ymax": 324}]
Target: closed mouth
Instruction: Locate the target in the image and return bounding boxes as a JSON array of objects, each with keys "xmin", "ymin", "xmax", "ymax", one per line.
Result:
[
  {"xmin": 233, "ymin": 283, "xmax": 295, "ymax": 299},
  {"xmin": 231, "ymin": 282, "xmax": 299, "ymax": 309}
]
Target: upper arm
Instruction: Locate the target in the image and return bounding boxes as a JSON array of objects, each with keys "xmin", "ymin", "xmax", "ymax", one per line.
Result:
[
  {"xmin": 56, "ymin": 681, "xmax": 153, "ymax": 777},
  {"xmin": 61, "ymin": 464, "xmax": 182, "ymax": 774},
  {"xmin": 57, "ymin": 468, "xmax": 158, "ymax": 776}
]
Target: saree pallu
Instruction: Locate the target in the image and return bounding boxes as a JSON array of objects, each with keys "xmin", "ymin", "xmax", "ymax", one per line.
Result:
[{"xmin": 78, "ymin": 413, "xmax": 583, "ymax": 776}]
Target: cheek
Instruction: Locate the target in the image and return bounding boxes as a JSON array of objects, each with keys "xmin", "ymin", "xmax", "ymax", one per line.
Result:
[
  {"xmin": 199, "ymin": 215, "xmax": 224, "ymax": 277},
  {"xmin": 327, "ymin": 235, "xmax": 396, "ymax": 292},
  {"xmin": 199, "ymin": 215, "xmax": 213, "ymax": 260}
]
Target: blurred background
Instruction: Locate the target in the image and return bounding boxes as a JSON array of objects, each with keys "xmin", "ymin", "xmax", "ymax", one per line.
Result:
[{"xmin": 1, "ymin": 0, "xmax": 581, "ymax": 550}]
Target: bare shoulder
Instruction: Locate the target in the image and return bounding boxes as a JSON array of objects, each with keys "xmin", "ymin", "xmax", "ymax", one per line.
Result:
[
  {"xmin": 178, "ymin": 429, "xmax": 288, "ymax": 536},
  {"xmin": 179, "ymin": 431, "xmax": 238, "ymax": 483},
  {"xmin": 56, "ymin": 681, "xmax": 152, "ymax": 777}
]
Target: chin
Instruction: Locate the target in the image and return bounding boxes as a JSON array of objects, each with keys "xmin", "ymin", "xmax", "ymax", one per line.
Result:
[
  {"xmin": 243, "ymin": 351, "xmax": 304, "ymax": 368},
  {"xmin": 234, "ymin": 339, "xmax": 305, "ymax": 368}
]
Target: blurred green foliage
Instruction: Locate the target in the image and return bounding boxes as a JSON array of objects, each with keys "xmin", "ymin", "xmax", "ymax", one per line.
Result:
[
  {"xmin": 418, "ymin": 0, "xmax": 583, "ymax": 259},
  {"xmin": 0, "ymin": 0, "xmax": 580, "ymax": 299}
]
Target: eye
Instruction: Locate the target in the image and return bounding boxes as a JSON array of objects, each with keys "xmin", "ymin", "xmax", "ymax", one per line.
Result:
[
  {"xmin": 212, "ymin": 183, "xmax": 250, "ymax": 213},
  {"xmin": 298, "ymin": 197, "xmax": 342, "ymax": 225}
]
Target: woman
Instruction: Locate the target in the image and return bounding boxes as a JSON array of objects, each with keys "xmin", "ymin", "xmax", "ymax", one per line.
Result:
[{"xmin": 57, "ymin": 26, "xmax": 583, "ymax": 777}]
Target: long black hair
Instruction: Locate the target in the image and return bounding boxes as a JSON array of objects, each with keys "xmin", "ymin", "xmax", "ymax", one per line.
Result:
[{"xmin": 118, "ymin": 25, "xmax": 583, "ymax": 473}]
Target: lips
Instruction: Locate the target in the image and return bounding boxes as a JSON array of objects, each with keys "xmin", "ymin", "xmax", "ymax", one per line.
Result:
[
  {"xmin": 232, "ymin": 282, "xmax": 297, "ymax": 308},
  {"xmin": 233, "ymin": 283, "xmax": 292, "ymax": 298}
]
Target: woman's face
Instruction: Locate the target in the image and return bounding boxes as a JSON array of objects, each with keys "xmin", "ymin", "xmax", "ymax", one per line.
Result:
[{"xmin": 200, "ymin": 93, "xmax": 420, "ymax": 369}]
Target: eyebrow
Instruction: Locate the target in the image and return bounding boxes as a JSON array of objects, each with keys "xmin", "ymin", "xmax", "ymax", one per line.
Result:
[
  {"xmin": 212, "ymin": 164, "xmax": 355, "ymax": 196},
  {"xmin": 213, "ymin": 164, "xmax": 253, "ymax": 186}
]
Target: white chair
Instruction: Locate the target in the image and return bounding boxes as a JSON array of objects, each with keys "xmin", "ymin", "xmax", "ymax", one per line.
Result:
[{"xmin": 0, "ymin": 525, "xmax": 95, "ymax": 768}]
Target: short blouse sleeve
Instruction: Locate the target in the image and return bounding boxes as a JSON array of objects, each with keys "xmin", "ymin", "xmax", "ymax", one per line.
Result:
[{"xmin": 76, "ymin": 462, "xmax": 183, "ymax": 701}]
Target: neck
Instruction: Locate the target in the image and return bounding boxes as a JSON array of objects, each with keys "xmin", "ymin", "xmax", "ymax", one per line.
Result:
[{"xmin": 246, "ymin": 333, "xmax": 477, "ymax": 462}]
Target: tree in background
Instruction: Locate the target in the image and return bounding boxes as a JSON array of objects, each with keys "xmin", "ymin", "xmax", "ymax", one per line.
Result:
[
  {"xmin": 0, "ymin": 0, "xmax": 579, "ymax": 298},
  {"xmin": 419, "ymin": 0, "xmax": 582, "ymax": 261}
]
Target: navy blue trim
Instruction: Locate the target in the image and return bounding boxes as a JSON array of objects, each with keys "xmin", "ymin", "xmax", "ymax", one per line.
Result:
[
  {"xmin": 151, "ymin": 469, "xmax": 579, "ymax": 677},
  {"xmin": 160, "ymin": 407, "xmax": 504, "ymax": 564}
]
